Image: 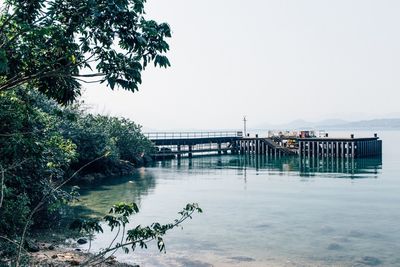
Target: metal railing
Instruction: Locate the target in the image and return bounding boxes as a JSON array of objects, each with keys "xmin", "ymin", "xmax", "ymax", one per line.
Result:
[{"xmin": 144, "ymin": 131, "xmax": 243, "ymax": 140}]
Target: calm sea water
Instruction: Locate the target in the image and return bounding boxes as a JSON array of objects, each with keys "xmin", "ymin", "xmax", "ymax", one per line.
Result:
[{"xmin": 74, "ymin": 131, "xmax": 400, "ymax": 267}]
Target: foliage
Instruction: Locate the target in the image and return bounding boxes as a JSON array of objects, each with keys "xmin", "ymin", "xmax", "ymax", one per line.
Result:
[
  {"xmin": 0, "ymin": 0, "xmax": 171, "ymax": 104},
  {"xmin": 0, "ymin": 88, "xmax": 78, "ymax": 239},
  {"xmin": 60, "ymin": 109, "xmax": 154, "ymax": 173},
  {"xmin": 101, "ymin": 116, "xmax": 155, "ymax": 162},
  {"xmin": 0, "ymin": 88, "xmax": 154, "ymax": 259},
  {"xmin": 70, "ymin": 202, "xmax": 202, "ymax": 266}
]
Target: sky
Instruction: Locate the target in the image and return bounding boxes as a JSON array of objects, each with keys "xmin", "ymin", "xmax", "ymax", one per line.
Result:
[{"xmin": 82, "ymin": 0, "xmax": 400, "ymax": 130}]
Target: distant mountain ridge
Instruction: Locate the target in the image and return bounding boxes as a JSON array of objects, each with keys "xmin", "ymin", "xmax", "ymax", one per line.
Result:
[
  {"xmin": 331, "ymin": 118, "xmax": 400, "ymax": 130},
  {"xmin": 252, "ymin": 118, "xmax": 400, "ymax": 130}
]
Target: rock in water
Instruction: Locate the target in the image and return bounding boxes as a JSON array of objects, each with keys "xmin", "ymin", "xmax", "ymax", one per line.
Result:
[
  {"xmin": 69, "ymin": 260, "xmax": 80, "ymax": 266},
  {"xmin": 25, "ymin": 240, "xmax": 40, "ymax": 252},
  {"xmin": 77, "ymin": 238, "xmax": 88, "ymax": 245}
]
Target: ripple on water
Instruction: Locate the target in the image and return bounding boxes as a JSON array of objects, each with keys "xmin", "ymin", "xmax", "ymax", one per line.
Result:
[
  {"xmin": 229, "ymin": 256, "xmax": 256, "ymax": 262},
  {"xmin": 320, "ymin": 225, "xmax": 335, "ymax": 234},
  {"xmin": 348, "ymin": 230, "xmax": 365, "ymax": 238},
  {"xmin": 254, "ymin": 223, "xmax": 272, "ymax": 229},
  {"xmin": 332, "ymin": 236, "xmax": 351, "ymax": 243},
  {"xmin": 176, "ymin": 257, "xmax": 213, "ymax": 267},
  {"xmin": 327, "ymin": 243, "xmax": 343, "ymax": 251},
  {"xmin": 354, "ymin": 256, "xmax": 383, "ymax": 266}
]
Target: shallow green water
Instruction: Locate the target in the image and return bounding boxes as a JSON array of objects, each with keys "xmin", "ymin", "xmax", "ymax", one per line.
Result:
[{"xmin": 74, "ymin": 131, "xmax": 400, "ymax": 266}]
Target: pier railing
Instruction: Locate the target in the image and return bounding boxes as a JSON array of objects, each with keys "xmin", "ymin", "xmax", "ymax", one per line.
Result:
[{"xmin": 144, "ymin": 131, "xmax": 243, "ymax": 140}]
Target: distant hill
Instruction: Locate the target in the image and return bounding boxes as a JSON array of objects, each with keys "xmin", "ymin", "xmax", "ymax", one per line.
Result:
[
  {"xmin": 252, "ymin": 118, "xmax": 400, "ymax": 131},
  {"xmin": 253, "ymin": 119, "xmax": 348, "ymax": 130},
  {"xmin": 328, "ymin": 119, "xmax": 400, "ymax": 130}
]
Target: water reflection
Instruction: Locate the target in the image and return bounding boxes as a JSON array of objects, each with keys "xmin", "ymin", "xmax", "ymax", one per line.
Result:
[
  {"xmin": 70, "ymin": 155, "xmax": 382, "ymax": 220},
  {"xmin": 153, "ymin": 155, "xmax": 382, "ymax": 179},
  {"xmin": 298, "ymin": 156, "xmax": 382, "ymax": 178},
  {"xmin": 71, "ymin": 168, "xmax": 157, "ymax": 216},
  {"xmin": 71, "ymin": 153, "xmax": 396, "ymax": 267}
]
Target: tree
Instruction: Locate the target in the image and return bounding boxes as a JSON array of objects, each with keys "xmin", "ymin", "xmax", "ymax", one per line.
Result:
[{"xmin": 0, "ymin": 0, "xmax": 171, "ymax": 104}]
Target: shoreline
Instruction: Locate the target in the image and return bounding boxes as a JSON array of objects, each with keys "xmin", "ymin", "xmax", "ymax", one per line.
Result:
[
  {"xmin": 28, "ymin": 241, "xmax": 136, "ymax": 267},
  {"xmin": 30, "ymin": 248, "xmax": 135, "ymax": 267}
]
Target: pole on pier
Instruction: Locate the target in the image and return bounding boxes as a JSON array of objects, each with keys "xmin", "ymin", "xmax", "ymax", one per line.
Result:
[{"xmin": 243, "ymin": 116, "xmax": 247, "ymax": 137}]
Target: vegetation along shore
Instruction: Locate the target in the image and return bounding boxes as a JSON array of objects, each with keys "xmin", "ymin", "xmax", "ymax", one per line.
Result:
[{"xmin": 0, "ymin": 0, "xmax": 202, "ymax": 266}]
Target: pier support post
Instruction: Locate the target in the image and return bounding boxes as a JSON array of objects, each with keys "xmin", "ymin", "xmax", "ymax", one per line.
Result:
[
  {"xmin": 177, "ymin": 145, "xmax": 181, "ymax": 159},
  {"xmin": 299, "ymin": 141, "xmax": 303, "ymax": 157},
  {"xmin": 336, "ymin": 142, "xmax": 339, "ymax": 157},
  {"xmin": 188, "ymin": 145, "xmax": 193, "ymax": 158},
  {"xmin": 261, "ymin": 141, "xmax": 265, "ymax": 155},
  {"xmin": 310, "ymin": 141, "xmax": 313, "ymax": 157},
  {"xmin": 368, "ymin": 141, "xmax": 372, "ymax": 156},
  {"xmin": 218, "ymin": 143, "xmax": 222, "ymax": 155}
]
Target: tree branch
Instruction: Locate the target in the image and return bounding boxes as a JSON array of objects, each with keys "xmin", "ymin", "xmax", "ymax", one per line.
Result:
[
  {"xmin": 81, "ymin": 210, "xmax": 197, "ymax": 266},
  {"xmin": 15, "ymin": 153, "xmax": 109, "ymax": 267},
  {"xmin": 0, "ymin": 166, "xmax": 4, "ymax": 210},
  {"xmin": 72, "ymin": 73, "xmax": 105, "ymax": 78},
  {"xmin": 0, "ymin": 53, "xmax": 101, "ymax": 93}
]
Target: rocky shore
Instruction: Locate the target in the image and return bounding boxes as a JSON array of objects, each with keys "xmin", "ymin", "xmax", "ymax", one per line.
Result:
[
  {"xmin": 29, "ymin": 246, "xmax": 134, "ymax": 267},
  {"xmin": 26, "ymin": 240, "xmax": 135, "ymax": 267}
]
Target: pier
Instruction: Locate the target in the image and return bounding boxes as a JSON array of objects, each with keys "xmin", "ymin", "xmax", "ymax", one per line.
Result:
[
  {"xmin": 145, "ymin": 131, "xmax": 382, "ymax": 159},
  {"xmin": 297, "ymin": 135, "xmax": 382, "ymax": 158}
]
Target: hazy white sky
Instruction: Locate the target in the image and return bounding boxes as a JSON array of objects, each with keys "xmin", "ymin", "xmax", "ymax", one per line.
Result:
[{"xmin": 83, "ymin": 0, "xmax": 400, "ymax": 130}]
